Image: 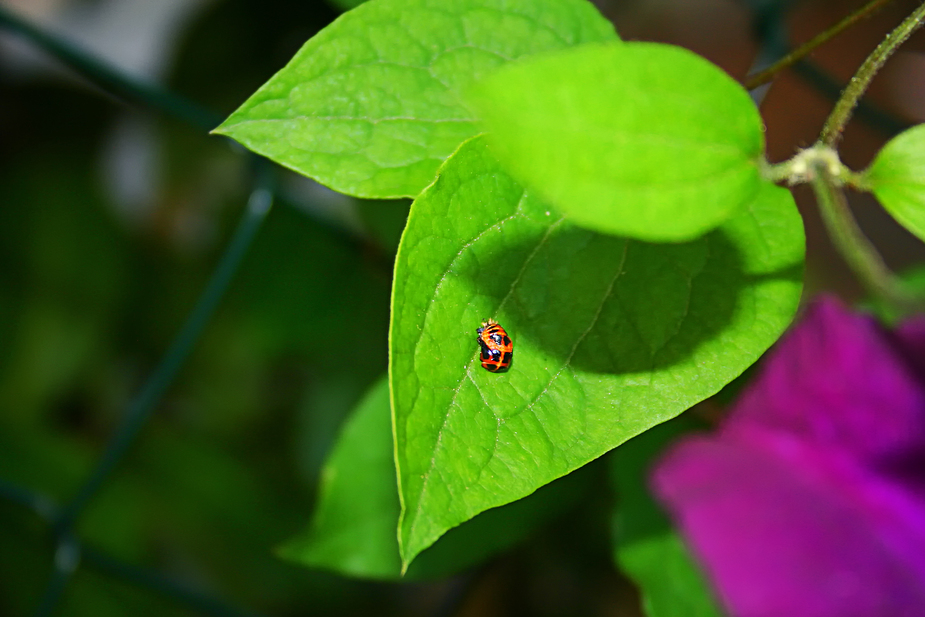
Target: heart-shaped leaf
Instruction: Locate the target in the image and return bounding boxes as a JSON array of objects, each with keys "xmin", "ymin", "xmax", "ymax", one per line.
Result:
[
  {"xmin": 213, "ymin": 0, "xmax": 618, "ymax": 199},
  {"xmin": 390, "ymin": 136, "xmax": 803, "ymax": 569}
]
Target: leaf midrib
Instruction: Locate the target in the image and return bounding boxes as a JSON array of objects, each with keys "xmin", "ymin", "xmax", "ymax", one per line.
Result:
[{"xmin": 402, "ymin": 205, "xmax": 564, "ymax": 553}]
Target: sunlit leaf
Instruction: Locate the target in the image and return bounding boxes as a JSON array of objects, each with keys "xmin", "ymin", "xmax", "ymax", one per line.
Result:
[
  {"xmin": 468, "ymin": 43, "xmax": 765, "ymax": 241},
  {"xmin": 214, "ymin": 0, "xmax": 618, "ymax": 199},
  {"xmin": 391, "ymin": 136, "xmax": 803, "ymax": 568}
]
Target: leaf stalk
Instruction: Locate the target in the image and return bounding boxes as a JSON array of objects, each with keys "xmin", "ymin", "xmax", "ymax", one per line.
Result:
[{"xmin": 810, "ymin": 163, "xmax": 922, "ymax": 315}]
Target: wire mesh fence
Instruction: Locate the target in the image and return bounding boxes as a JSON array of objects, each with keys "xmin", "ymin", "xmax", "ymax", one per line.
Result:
[{"xmin": 0, "ymin": 6, "xmax": 271, "ymax": 616}]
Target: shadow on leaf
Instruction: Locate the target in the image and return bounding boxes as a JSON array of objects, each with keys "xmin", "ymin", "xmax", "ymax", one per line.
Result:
[{"xmin": 464, "ymin": 221, "xmax": 799, "ymax": 377}]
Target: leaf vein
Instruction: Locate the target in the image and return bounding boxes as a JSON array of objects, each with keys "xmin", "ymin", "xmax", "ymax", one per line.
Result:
[
  {"xmin": 405, "ymin": 208, "xmax": 564, "ymax": 543},
  {"xmin": 520, "ymin": 241, "xmax": 630, "ymax": 418}
]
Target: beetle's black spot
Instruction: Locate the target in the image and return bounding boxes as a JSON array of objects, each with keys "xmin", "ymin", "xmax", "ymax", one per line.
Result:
[
  {"xmin": 491, "ymin": 333, "xmax": 503, "ymax": 345},
  {"xmin": 481, "ymin": 349, "xmax": 491, "ymax": 361},
  {"xmin": 502, "ymin": 336, "xmax": 511, "ymax": 345},
  {"xmin": 502, "ymin": 351, "xmax": 513, "ymax": 364}
]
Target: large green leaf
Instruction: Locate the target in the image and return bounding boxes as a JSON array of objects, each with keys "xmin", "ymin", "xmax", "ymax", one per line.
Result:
[
  {"xmin": 281, "ymin": 376, "xmax": 589, "ymax": 579},
  {"xmin": 611, "ymin": 415, "xmax": 725, "ymax": 617},
  {"xmin": 214, "ymin": 0, "xmax": 618, "ymax": 199},
  {"xmin": 468, "ymin": 43, "xmax": 765, "ymax": 241},
  {"xmin": 865, "ymin": 123, "xmax": 925, "ymax": 243},
  {"xmin": 390, "ymin": 136, "xmax": 803, "ymax": 569}
]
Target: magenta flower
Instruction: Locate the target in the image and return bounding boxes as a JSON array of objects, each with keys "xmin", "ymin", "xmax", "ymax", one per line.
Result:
[{"xmin": 651, "ymin": 297, "xmax": 925, "ymax": 617}]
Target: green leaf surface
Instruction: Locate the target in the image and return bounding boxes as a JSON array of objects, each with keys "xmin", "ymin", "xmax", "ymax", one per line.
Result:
[
  {"xmin": 390, "ymin": 136, "xmax": 803, "ymax": 569},
  {"xmin": 282, "ymin": 376, "xmax": 589, "ymax": 579},
  {"xmin": 214, "ymin": 0, "xmax": 618, "ymax": 199},
  {"xmin": 611, "ymin": 415, "xmax": 725, "ymax": 617},
  {"xmin": 865, "ymin": 124, "xmax": 925, "ymax": 243},
  {"xmin": 468, "ymin": 42, "xmax": 765, "ymax": 241}
]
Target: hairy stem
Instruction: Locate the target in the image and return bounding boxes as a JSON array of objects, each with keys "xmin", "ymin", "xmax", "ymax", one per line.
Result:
[
  {"xmin": 745, "ymin": 0, "xmax": 895, "ymax": 91},
  {"xmin": 820, "ymin": 1, "xmax": 925, "ymax": 145},
  {"xmin": 810, "ymin": 166, "xmax": 921, "ymax": 314}
]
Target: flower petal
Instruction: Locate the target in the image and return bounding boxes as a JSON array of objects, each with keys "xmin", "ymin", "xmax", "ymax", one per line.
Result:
[
  {"xmin": 653, "ymin": 436, "xmax": 925, "ymax": 617},
  {"xmin": 727, "ymin": 298, "xmax": 925, "ymax": 465},
  {"xmin": 652, "ymin": 297, "xmax": 925, "ymax": 617}
]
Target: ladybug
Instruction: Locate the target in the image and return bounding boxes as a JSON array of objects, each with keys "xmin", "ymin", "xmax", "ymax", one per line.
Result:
[{"xmin": 476, "ymin": 319, "xmax": 513, "ymax": 373}]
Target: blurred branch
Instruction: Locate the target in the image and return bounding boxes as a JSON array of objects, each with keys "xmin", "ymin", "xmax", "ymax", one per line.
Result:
[
  {"xmin": 0, "ymin": 6, "xmax": 221, "ymax": 131},
  {"xmin": 0, "ymin": 478, "xmax": 58, "ymax": 521},
  {"xmin": 29, "ymin": 165, "xmax": 275, "ymax": 617},
  {"xmin": 0, "ymin": 5, "xmax": 402, "ymax": 273},
  {"xmin": 820, "ymin": 1, "xmax": 925, "ymax": 146},
  {"xmin": 744, "ymin": 0, "xmax": 895, "ymax": 90},
  {"xmin": 57, "ymin": 163, "xmax": 274, "ymax": 533},
  {"xmin": 34, "ymin": 534, "xmax": 80, "ymax": 617},
  {"xmin": 82, "ymin": 546, "xmax": 266, "ymax": 617}
]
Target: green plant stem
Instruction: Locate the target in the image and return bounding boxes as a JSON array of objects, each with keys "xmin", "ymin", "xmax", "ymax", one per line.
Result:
[
  {"xmin": 0, "ymin": 6, "xmax": 220, "ymax": 131},
  {"xmin": 810, "ymin": 166, "xmax": 921, "ymax": 313},
  {"xmin": 820, "ymin": 1, "xmax": 925, "ymax": 145},
  {"xmin": 803, "ymin": 1, "xmax": 925, "ymax": 316},
  {"xmin": 744, "ymin": 0, "xmax": 895, "ymax": 90}
]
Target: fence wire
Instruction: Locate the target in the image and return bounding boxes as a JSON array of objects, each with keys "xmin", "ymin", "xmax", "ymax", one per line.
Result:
[{"xmin": 0, "ymin": 6, "xmax": 269, "ymax": 616}]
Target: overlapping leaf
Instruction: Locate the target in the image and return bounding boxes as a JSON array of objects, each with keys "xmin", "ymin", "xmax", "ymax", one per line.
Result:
[
  {"xmin": 468, "ymin": 43, "xmax": 765, "ymax": 241},
  {"xmin": 214, "ymin": 0, "xmax": 618, "ymax": 199},
  {"xmin": 390, "ymin": 136, "xmax": 803, "ymax": 569}
]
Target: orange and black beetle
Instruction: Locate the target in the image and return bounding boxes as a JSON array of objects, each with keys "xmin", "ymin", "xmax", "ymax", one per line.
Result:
[{"xmin": 476, "ymin": 319, "xmax": 513, "ymax": 373}]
